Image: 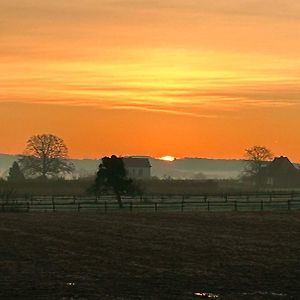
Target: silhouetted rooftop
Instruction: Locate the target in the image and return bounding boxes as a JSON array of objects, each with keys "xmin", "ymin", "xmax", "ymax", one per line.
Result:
[
  {"xmin": 123, "ymin": 157, "xmax": 151, "ymax": 168},
  {"xmin": 267, "ymin": 156, "xmax": 296, "ymax": 172}
]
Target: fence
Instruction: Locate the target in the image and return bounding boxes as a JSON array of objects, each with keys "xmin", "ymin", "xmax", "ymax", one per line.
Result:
[{"xmin": 1, "ymin": 192, "xmax": 300, "ymax": 213}]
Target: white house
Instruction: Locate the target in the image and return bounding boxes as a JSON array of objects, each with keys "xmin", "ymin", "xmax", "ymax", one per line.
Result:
[{"xmin": 122, "ymin": 157, "xmax": 151, "ymax": 179}]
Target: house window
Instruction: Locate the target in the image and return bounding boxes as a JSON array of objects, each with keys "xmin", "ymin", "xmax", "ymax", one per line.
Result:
[{"xmin": 267, "ymin": 177, "xmax": 274, "ymax": 185}]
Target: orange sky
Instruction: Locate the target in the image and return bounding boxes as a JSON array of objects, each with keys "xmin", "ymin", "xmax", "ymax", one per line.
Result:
[{"xmin": 1, "ymin": 0, "xmax": 300, "ymax": 160}]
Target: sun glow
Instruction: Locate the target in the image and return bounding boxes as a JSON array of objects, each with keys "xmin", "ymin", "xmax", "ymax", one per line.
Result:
[{"xmin": 159, "ymin": 155, "xmax": 175, "ymax": 162}]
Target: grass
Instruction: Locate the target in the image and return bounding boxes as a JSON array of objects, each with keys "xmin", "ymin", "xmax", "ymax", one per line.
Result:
[{"xmin": 0, "ymin": 212, "xmax": 299, "ymax": 299}]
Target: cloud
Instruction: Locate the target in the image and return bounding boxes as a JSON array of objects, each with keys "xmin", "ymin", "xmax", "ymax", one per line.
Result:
[
  {"xmin": 109, "ymin": 104, "xmax": 216, "ymax": 118},
  {"xmin": 3, "ymin": 0, "xmax": 300, "ymax": 20},
  {"xmin": 1, "ymin": 0, "xmax": 300, "ymax": 76},
  {"xmin": 1, "ymin": 0, "xmax": 300, "ymax": 119},
  {"xmin": 1, "ymin": 75, "xmax": 299, "ymax": 118}
]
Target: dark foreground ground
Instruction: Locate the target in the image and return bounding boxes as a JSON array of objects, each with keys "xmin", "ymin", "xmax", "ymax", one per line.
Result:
[{"xmin": 0, "ymin": 212, "xmax": 299, "ymax": 300}]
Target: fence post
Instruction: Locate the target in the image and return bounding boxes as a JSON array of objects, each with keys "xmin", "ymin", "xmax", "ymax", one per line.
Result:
[
  {"xmin": 78, "ymin": 203, "xmax": 81, "ymax": 212},
  {"xmin": 130, "ymin": 201, "xmax": 133, "ymax": 212},
  {"xmin": 27, "ymin": 201, "xmax": 30, "ymax": 212},
  {"xmin": 260, "ymin": 200, "xmax": 264, "ymax": 211},
  {"xmin": 269, "ymin": 193, "xmax": 272, "ymax": 202},
  {"xmin": 288, "ymin": 200, "xmax": 291, "ymax": 211},
  {"xmin": 207, "ymin": 201, "xmax": 210, "ymax": 211},
  {"xmin": 104, "ymin": 201, "xmax": 107, "ymax": 213},
  {"xmin": 181, "ymin": 200, "xmax": 184, "ymax": 212},
  {"xmin": 234, "ymin": 200, "xmax": 237, "ymax": 211},
  {"xmin": 52, "ymin": 196, "xmax": 55, "ymax": 212},
  {"xmin": 225, "ymin": 194, "xmax": 228, "ymax": 202},
  {"xmin": 154, "ymin": 203, "xmax": 158, "ymax": 212}
]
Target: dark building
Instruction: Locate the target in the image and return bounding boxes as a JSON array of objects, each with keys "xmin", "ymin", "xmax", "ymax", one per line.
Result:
[
  {"xmin": 257, "ymin": 156, "xmax": 300, "ymax": 188},
  {"xmin": 122, "ymin": 157, "xmax": 151, "ymax": 179}
]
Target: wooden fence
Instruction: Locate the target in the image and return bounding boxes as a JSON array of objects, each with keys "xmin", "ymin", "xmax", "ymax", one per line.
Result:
[{"xmin": 1, "ymin": 191, "xmax": 300, "ymax": 213}]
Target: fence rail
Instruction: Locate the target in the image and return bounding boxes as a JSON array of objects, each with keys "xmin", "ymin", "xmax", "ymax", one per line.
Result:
[
  {"xmin": 1, "ymin": 191, "xmax": 300, "ymax": 203},
  {"xmin": 1, "ymin": 192, "xmax": 300, "ymax": 213}
]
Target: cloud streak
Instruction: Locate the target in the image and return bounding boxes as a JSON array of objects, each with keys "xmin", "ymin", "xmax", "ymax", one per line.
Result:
[{"xmin": 1, "ymin": 74, "xmax": 299, "ymax": 118}]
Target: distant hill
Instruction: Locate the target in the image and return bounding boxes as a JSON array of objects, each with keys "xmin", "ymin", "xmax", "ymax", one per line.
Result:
[
  {"xmin": 0, "ymin": 154, "xmax": 17, "ymax": 177},
  {"xmin": 0, "ymin": 154, "xmax": 99, "ymax": 179},
  {"xmin": 150, "ymin": 157, "xmax": 246, "ymax": 179},
  {"xmin": 0, "ymin": 153, "xmax": 247, "ymax": 179}
]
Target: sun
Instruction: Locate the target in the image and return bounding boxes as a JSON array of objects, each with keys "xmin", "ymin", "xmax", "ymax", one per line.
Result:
[{"xmin": 159, "ymin": 155, "xmax": 175, "ymax": 162}]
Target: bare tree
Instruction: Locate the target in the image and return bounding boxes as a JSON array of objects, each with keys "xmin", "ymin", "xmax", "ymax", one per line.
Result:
[
  {"xmin": 19, "ymin": 134, "xmax": 74, "ymax": 179},
  {"xmin": 244, "ymin": 145, "xmax": 273, "ymax": 177}
]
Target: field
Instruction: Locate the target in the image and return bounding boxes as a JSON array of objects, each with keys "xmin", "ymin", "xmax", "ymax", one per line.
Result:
[
  {"xmin": 0, "ymin": 212, "xmax": 299, "ymax": 299},
  {"xmin": 0, "ymin": 178, "xmax": 253, "ymax": 197}
]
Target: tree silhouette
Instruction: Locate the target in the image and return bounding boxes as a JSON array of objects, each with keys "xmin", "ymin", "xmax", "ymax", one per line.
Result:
[
  {"xmin": 18, "ymin": 134, "xmax": 74, "ymax": 179},
  {"xmin": 7, "ymin": 162, "xmax": 25, "ymax": 181},
  {"xmin": 244, "ymin": 145, "xmax": 273, "ymax": 177},
  {"xmin": 93, "ymin": 155, "xmax": 137, "ymax": 208}
]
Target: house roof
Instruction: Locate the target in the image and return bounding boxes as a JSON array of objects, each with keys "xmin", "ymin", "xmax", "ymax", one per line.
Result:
[
  {"xmin": 265, "ymin": 156, "xmax": 297, "ymax": 173},
  {"xmin": 122, "ymin": 157, "xmax": 151, "ymax": 168}
]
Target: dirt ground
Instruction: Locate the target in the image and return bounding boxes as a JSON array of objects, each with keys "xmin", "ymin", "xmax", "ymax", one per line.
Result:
[{"xmin": 0, "ymin": 211, "xmax": 299, "ymax": 299}]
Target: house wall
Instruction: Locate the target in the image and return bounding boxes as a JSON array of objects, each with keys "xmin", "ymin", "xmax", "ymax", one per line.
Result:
[
  {"xmin": 261, "ymin": 173, "xmax": 300, "ymax": 188},
  {"xmin": 126, "ymin": 167, "xmax": 151, "ymax": 179}
]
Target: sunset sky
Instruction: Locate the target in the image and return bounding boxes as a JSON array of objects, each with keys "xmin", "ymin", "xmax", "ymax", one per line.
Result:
[{"xmin": 1, "ymin": 0, "xmax": 300, "ymax": 160}]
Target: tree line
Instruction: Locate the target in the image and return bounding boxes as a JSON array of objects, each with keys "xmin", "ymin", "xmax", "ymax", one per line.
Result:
[
  {"xmin": 4, "ymin": 133, "xmax": 274, "ymax": 207},
  {"xmin": 5, "ymin": 134, "xmax": 140, "ymax": 207}
]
